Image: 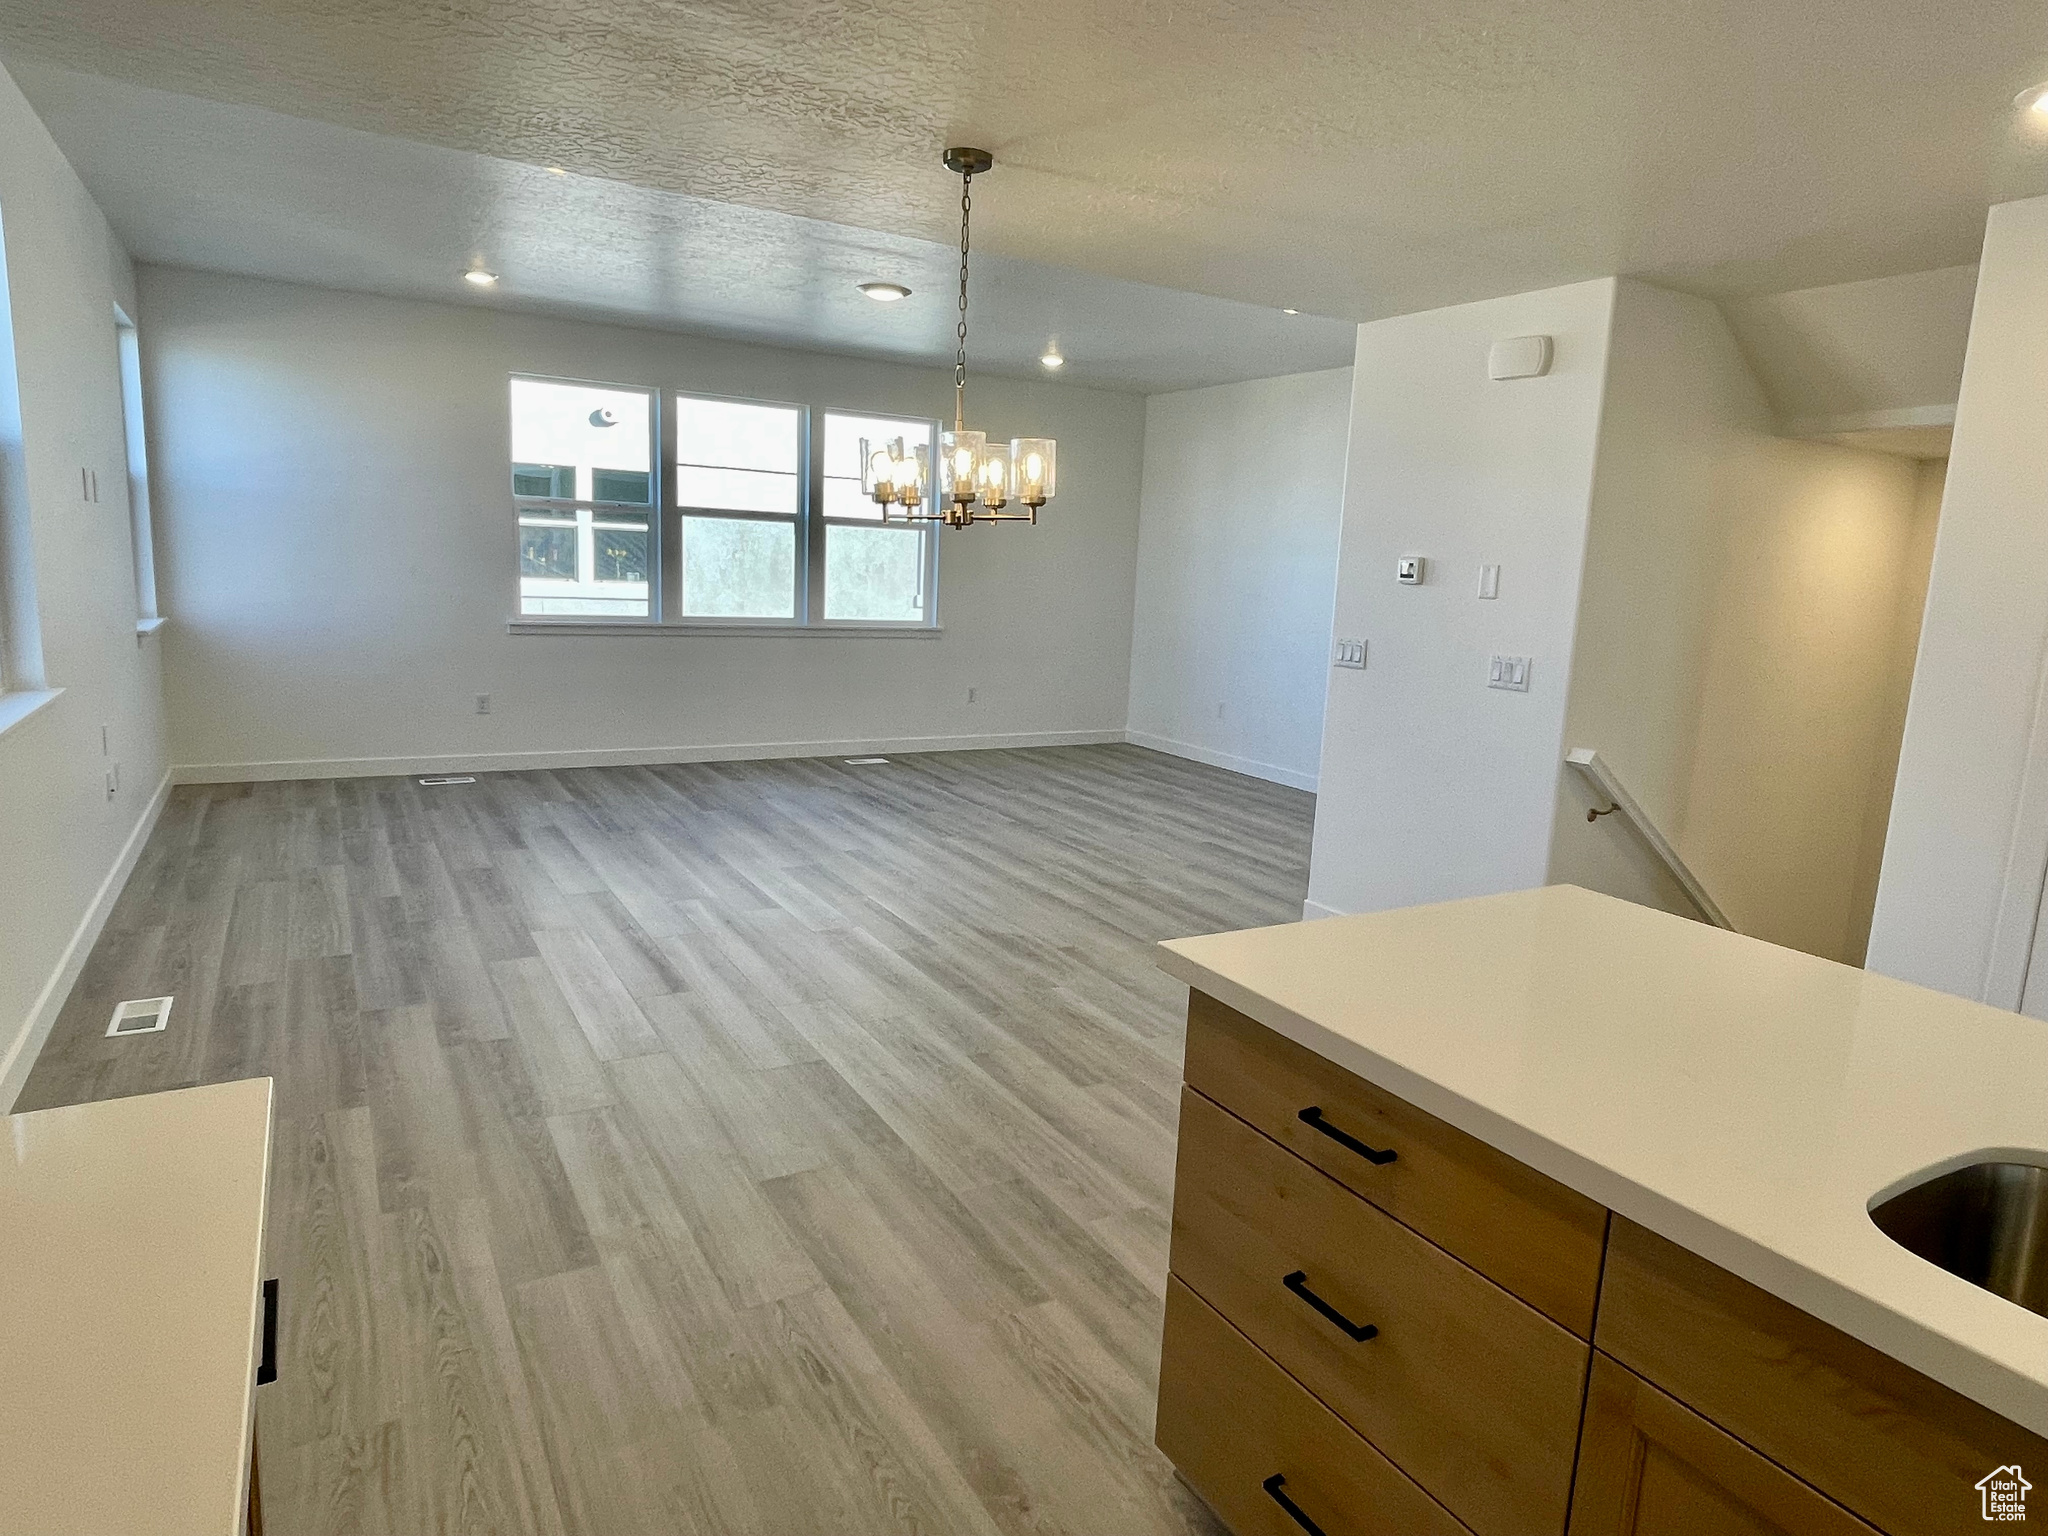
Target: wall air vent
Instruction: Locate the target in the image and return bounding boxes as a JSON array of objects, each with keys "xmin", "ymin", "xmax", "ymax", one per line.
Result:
[
  {"xmin": 106, "ymin": 996, "xmax": 173, "ymax": 1037},
  {"xmin": 418, "ymin": 775, "xmax": 478, "ymax": 786},
  {"xmin": 843, "ymin": 757, "xmax": 891, "ymax": 766}
]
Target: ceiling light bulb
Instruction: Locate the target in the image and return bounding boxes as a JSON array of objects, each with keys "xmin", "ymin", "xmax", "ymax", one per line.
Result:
[
  {"xmin": 544, "ymin": 165, "xmax": 567, "ymax": 175},
  {"xmin": 859, "ymin": 282, "xmax": 912, "ymax": 302},
  {"xmin": 1040, "ymin": 352, "xmax": 1065, "ymax": 369},
  {"xmin": 2018, "ymin": 84, "xmax": 2048, "ymax": 115},
  {"xmin": 1282, "ymin": 307, "xmax": 1301, "ymax": 315},
  {"xmin": 463, "ymin": 269, "xmax": 499, "ymax": 287}
]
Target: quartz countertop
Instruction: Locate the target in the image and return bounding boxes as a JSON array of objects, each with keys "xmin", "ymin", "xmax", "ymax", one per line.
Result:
[
  {"xmin": 1157, "ymin": 885, "xmax": 2048, "ymax": 1435},
  {"xmin": 1, "ymin": 1078, "xmax": 274, "ymax": 1536}
]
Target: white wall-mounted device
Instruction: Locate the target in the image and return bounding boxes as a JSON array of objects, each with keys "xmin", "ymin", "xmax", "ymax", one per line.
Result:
[
  {"xmin": 1396, "ymin": 556, "xmax": 1425, "ymax": 585},
  {"xmin": 1332, "ymin": 637, "xmax": 1367, "ymax": 669},
  {"xmin": 1487, "ymin": 335, "xmax": 1553, "ymax": 381}
]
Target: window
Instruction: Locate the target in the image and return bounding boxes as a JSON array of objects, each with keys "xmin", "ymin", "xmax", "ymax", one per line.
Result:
[
  {"xmin": 511, "ymin": 378, "xmax": 655, "ymax": 617},
  {"xmin": 114, "ymin": 312, "xmax": 158, "ymax": 624},
  {"xmin": 508, "ymin": 377, "xmax": 938, "ymax": 629},
  {"xmin": 821, "ymin": 411, "xmax": 935, "ymax": 623},
  {"xmin": 675, "ymin": 395, "xmax": 801, "ymax": 620}
]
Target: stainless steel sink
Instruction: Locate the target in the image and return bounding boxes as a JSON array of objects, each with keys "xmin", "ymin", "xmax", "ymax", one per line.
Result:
[{"xmin": 1871, "ymin": 1162, "xmax": 2048, "ymax": 1319}]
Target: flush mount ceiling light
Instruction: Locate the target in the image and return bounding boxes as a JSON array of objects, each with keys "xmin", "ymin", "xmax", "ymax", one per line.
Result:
[
  {"xmin": 463, "ymin": 268, "xmax": 499, "ymax": 287},
  {"xmin": 2017, "ymin": 82, "xmax": 2048, "ymax": 115},
  {"xmin": 1282, "ymin": 307, "xmax": 1301, "ymax": 315},
  {"xmin": 859, "ymin": 281, "xmax": 913, "ymax": 302},
  {"xmin": 861, "ymin": 148, "xmax": 1058, "ymax": 529},
  {"xmin": 544, "ymin": 165, "xmax": 568, "ymax": 175},
  {"xmin": 1040, "ymin": 349, "xmax": 1065, "ymax": 370}
]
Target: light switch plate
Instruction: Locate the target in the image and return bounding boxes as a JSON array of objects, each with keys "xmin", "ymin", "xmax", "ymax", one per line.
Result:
[
  {"xmin": 1396, "ymin": 555, "xmax": 1425, "ymax": 585},
  {"xmin": 1488, "ymin": 654, "xmax": 1532, "ymax": 691},
  {"xmin": 1477, "ymin": 564, "xmax": 1500, "ymax": 600},
  {"xmin": 1333, "ymin": 637, "xmax": 1367, "ymax": 670}
]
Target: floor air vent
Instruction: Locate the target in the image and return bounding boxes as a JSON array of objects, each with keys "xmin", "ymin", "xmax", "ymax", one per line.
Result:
[
  {"xmin": 107, "ymin": 996, "xmax": 174, "ymax": 1037},
  {"xmin": 418, "ymin": 775, "xmax": 478, "ymax": 786},
  {"xmin": 843, "ymin": 757, "xmax": 891, "ymax": 766}
]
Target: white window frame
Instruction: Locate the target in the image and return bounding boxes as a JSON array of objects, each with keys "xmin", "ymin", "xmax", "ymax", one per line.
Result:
[
  {"xmin": 114, "ymin": 308, "xmax": 161, "ymax": 630},
  {"xmin": 509, "ymin": 375, "xmax": 942, "ymax": 634},
  {"xmin": 813, "ymin": 406, "xmax": 941, "ymax": 629},
  {"xmin": 511, "ymin": 374, "xmax": 661, "ymax": 623}
]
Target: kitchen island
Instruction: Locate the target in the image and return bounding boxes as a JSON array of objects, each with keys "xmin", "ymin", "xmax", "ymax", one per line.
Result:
[{"xmin": 1154, "ymin": 884, "xmax": 2047, "ymax": 1536}]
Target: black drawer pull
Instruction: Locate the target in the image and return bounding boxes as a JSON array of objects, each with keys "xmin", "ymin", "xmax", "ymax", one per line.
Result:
[
  {"xmin": 1298, "ymin": 1106, "xmax": 1396, "ymax": 1165},
  {"xmin": 257, "ymin": 1277, "xmax": 279, "ymax": 1385},
  {"xmin": 1262, "ymin": 1474, "xmax": 1329, "ymax": 1536},
  {"xmin": 1283, "ymin": 1269, "xmax": 1378, "ymax": 1341}
]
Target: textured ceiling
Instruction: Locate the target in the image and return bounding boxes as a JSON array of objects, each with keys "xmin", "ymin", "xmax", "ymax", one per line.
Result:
[
  {"xmin": 2, "ymin": 0, "xmax": 2045, "ymax": 321},
  {"xmin": 10, "ymin": 63, "xmax": 1356, "ymax": 392}
]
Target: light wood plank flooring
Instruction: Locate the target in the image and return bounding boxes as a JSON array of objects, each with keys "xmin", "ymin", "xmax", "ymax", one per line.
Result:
[{"xmin": 17, "ymin": 743, "xmax": 1312, "ymax": 1536}]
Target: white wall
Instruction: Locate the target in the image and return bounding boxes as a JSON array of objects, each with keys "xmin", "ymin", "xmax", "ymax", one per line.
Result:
[
  {"xmin": 1550, "ymin": 281, "xmax": 1929, "ymax": 965},
  {"xmin": 1126, "ymin": 368, "xmax": 1350, "ymax": 790},
  {"xmin": 1305, "ymin": 279, "xmax": 1617, "ymax": 918},
  {"xmin": 1870, "ymin": 194, "xmax": 2048, "ymax": 1003},
  {"xmin": 0, "ymin": 60, "xmax": 170, "ymax": 1106},
  {"xmin": 139, "ymin": 267, "xmax": 1147, "ymax": 778}
]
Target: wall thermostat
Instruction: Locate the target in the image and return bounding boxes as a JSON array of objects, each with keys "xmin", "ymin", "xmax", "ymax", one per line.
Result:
[
  {"xmin": 1488, "ymin": 334, "xmax": 1553, "ymax": 381},
  {"xmin": 1396, "ymin": 555, "xmax": 1425, "ymax": 585}
]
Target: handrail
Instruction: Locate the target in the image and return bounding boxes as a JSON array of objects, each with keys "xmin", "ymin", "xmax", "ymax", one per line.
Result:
[{"xmin": 1565, "ymin": 748, "xmax": 1735, "ymax": 931}]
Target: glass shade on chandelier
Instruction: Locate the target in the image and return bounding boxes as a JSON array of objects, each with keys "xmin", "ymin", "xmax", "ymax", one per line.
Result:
[{"xmin": 861, "ymin": 436, "xmax": 928, "ymax": 515}]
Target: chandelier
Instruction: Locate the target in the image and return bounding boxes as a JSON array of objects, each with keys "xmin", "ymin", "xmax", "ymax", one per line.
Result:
[{"xmin": 862, "ymin": 148, "xmax": 1058, "ymax": 528}]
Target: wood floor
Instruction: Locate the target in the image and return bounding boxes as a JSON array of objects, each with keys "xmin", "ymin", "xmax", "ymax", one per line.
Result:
[{"xmin": 16, "ymin": 743, "xmax": 1313, "ymax": 1536}]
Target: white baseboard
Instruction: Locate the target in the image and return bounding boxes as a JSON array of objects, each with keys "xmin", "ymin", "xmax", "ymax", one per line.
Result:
[
  {"xmin": 1302, "ymin": 898, "xmax": 1347, "ymax": 921},
  {"xmin": 1123, "ymin": 729, "xmax": 1317, "ymax": 792},
  {"xmin": 173, "ymin": 728, "xmax": 1129, "ymax": 785},
  {"xmin": 1, "ymin": 765, "xmax": 174, "ymax": 1111}
]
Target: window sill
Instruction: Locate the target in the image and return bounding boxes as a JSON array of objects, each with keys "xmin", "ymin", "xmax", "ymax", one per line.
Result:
[
  {"xmin": 135, "ymin": 616, "xmax": 168, "ymax": 638},
  {"xmin": 506, "ymin": 620, "xmax": 942, "ymax": 639},
  {"xmin": 0, "ymin": 687, "xmax": 63, "ymax": 742}
]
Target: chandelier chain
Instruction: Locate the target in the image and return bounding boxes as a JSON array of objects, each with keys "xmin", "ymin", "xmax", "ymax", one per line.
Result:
[{"xmin": 955, "ymin": 170, "xmax": 972, "ymax": 430}]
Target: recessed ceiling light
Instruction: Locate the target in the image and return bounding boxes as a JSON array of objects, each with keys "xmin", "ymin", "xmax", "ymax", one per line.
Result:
[
  {"xmin": 544, "ymin": 165, "xmax": 568, "ymax": 175},
  {"xmin": 1282, "ymin": 307, "xmax": 1301, "ymax": 315},
  {"xmin": 2017, "ymin": 83, "xmax": 2048, "ymax": 116},
  {"xmin": 859, "ymin": 282, "xmax": 912, "ymax": 302},
  {"xmin": 1040, "ymin": 352, "xmax": 1065, "ymax": 370},
  {"xmin": 463, "ymin": 269, "xmax": 499, "ymax": 287}
]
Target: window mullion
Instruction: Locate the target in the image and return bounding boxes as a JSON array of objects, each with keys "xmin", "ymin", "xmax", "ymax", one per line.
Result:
[
  {"xmin": 659, "ymin": 389, "xmax": 680, "ymax": 621},
  {"xmin": 803, "ymin": 407, "xmax": 826, "ymax": 625}
]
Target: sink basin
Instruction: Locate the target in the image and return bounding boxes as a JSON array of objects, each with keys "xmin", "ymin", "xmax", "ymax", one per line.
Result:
[{"xmin": 1871, "ymin": 1162, "xmax": 2048, "ymax": 1319}]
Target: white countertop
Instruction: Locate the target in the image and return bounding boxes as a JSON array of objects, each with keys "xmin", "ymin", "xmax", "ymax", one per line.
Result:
[
  {"xmin": 1, "ymin": 1079, "xmax": 274, "ymax": 1536},
  {"xmin": 1158, "ymin": 885, "xmax": 2048, "ymax": 1436}
]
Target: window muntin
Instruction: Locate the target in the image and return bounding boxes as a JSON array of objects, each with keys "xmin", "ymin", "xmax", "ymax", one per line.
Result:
[{"xmin": 511, "ymin": 378, "xmax": 655, "ymax": 618}]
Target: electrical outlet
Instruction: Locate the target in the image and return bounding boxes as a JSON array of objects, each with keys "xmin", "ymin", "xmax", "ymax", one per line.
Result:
[
  {"xmin": 475, "ymin": 693, "xmax": 492, "ymax": 715},
  {"xmin": 1396, "ymin": 555, "xmax": 1425, "ymax": 585},
  {"xmin": 967, "ymin": 686, "xmax": 978, "ymax": 704},
  {"xmin": 105, "ymin": 767, "xmax": 117, "ymax": 800},
  {"xmin": 1488, "ymin": 654, "xmax": 1532, "ymax": 692},
  {"xmin": 1332, "ymin": 637, "xmax": 1367, "ymax": 670}
]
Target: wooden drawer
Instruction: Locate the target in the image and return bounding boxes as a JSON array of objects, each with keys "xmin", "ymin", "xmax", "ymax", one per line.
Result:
[
  {"xmin": 1597, "ymin": 1217, "xmax": 2048, "ymax": 1536},
  {"xmin": 1569, "ymin": 1353, "xmax": 1879, "ymax": 1536},
  {"xmin": 1169, "ymin": 1086, "xmax": 1587, "ymax": 1536},
  {"xmin": 1183, "ymin": 990, "xmax": 1607, "ymax": 1336},
  {"xmin": 1158, "ymin": 1275, "xmax": 1472, "ymax": 1536}
]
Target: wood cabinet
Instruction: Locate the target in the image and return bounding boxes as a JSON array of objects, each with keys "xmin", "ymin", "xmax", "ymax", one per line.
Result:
[
  {"xmin": 1171, "ymin": 1087, "xmax": 1585, "ymax": 1536},
  {"xmin": 1183, "ymin": 989, "xmax": 1607, "ymax": 1336},
  {"xmin": 1158, "ymin": 991, "xmax": 2046, "ymax": 1536},
  {"xmin": 1157, "ymin": 1276, "xmax": 1471, "ymax": 1536},
  {"xmin": 1569, "ymin": 1355, "xmax": 1879, "ymax": 1536}
]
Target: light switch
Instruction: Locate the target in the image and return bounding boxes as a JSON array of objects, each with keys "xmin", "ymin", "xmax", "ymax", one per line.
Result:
[
  {"xmin": 1488, "ymin": 654, "xmax": 1531, "ymax": 691},
  {"xmin": 1477, "ymin": 564, "xmax": 1500, "ymax": 600},
  {"xmin": 1332, "ymin": 637, "xmax": 1367, "ymax": 670}
]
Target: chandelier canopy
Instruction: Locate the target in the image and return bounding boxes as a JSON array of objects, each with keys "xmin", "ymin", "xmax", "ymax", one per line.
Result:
[{"xmin": 861, "ymin": 148, "xmax": 1059, "ymax": 529}]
